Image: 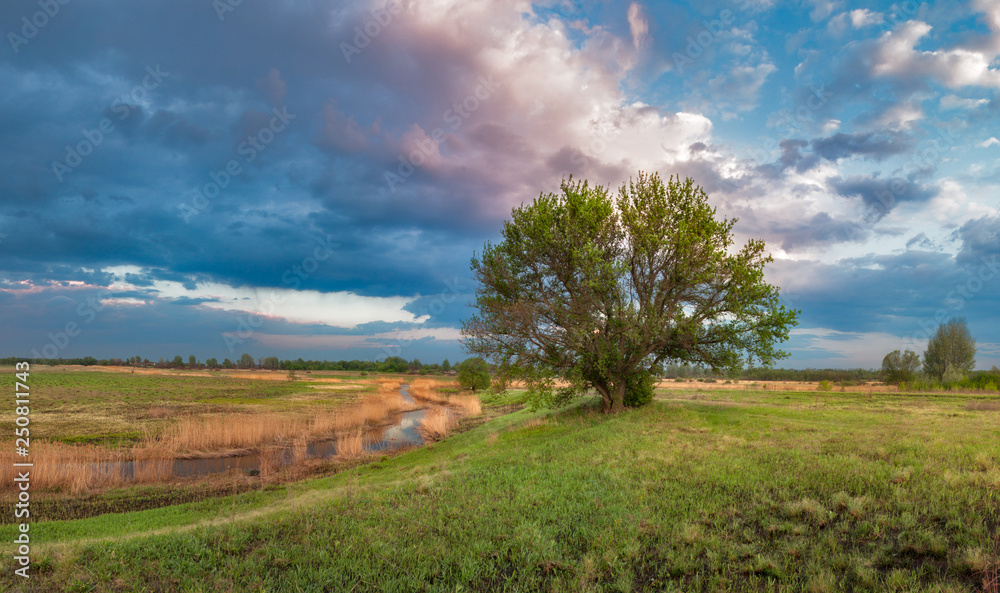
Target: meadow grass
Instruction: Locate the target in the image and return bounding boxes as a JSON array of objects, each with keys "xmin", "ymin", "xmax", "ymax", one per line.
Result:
[{"xmin": 4, "ymin": 387, "xmax": 998, "ymax": 591}]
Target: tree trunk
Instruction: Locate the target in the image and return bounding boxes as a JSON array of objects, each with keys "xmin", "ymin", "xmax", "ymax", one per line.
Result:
[
  {"xmin": 594, "ymin": 382, "xmax": 613, "ymax": 413},
  {"xmin": 608, "ymin": 381, "xmax": 626, "ymax": 414}
]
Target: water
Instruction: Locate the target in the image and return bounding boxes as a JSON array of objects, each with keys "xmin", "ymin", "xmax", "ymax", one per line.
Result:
[{"xmin": 88, "ymin": 385, "xmax": 430, "ymax": 481}]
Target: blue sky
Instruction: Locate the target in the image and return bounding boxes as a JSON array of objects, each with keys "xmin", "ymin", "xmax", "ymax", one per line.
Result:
[{"xmin": 1, "ymin": 0, "xmax": 998, "ymax": 369}]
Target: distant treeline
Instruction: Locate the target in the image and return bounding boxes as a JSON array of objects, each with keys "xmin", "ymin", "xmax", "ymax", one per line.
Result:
[
  {"xmin": 3, "ymin": 356, "xmax": 995, "ymax": 384},
  {"xmin": 0, "ymin": 355, "xmax": 456, "ymax": 375},
  {"xmin": 659, "ymin": 364, "xmax": 881, "ymax": 383}
]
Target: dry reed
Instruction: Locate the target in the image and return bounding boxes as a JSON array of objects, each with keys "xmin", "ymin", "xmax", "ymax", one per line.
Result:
[
  {"xmin": 409, "ymin": 378, "xmax": 449, "ymax": 403},
  {"xmin": 258, "ymin": 446, "xmax": 283, "ymax": 477},
  {"xmin": 418, "ymin": 408, "xmax": 451, "ymax": 441},
  {"xmin": 157, "ymin": 412, "xmax": 303, "ymax": 455},
  {"xmin": 132, "ymin": 458, "xmax": 173, "ymax": 483},
  {"xmin": 292, "ymin": 437, "xmax": 309, "ymax": 464},
  {"xmin": 0, "ymin": 442, "xmax": 126, "ymax": 494},
  {"xmin": 450, "ymin": 394, "xmax": 482, "ymax": 416},
  {"xmin": 983, "ymin": 533, "xmax": 1000, "ymax": 593},
  {"xmin": 0, "ymin": 378, "xmax": 410, "ymax": 493},
  {"xmin": 337, "ymin": 429, "xmax": 365, "ymax": 458}
]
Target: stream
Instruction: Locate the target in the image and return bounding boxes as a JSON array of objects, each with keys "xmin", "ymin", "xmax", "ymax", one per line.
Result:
[{"xmin": 92, "ymin": 384, "xmax": 430, "ymax": 481}]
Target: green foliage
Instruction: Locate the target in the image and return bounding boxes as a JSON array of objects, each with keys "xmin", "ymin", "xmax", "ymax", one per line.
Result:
[
  {"xmin": 817, "ymin": 380, "xmax": 832, "ymax": 392},
  {"xmin": 463, "ymin": 172, "xmax": 798, "ymax": 413},
  {"xmin": 880, "ymin": 349, "xmax": 920, "ymax": 385},
  {"xmin": 623, "ymin": 369, "xmax": 655, "ymax": 408},
  {"xmin": 172, "ymin": 355, "xmax": 184, "ymax": 366},
  {"xmin": 457, "ymin": 357, "xmax": 491, "ymax": 392},
  {"xmin": 899, "ymin": 374, "xmax": 1000, "ymax": 393},
  {"xmin": 922, "ymin": 318, "xmax": 976, "ymax": 381},
  {"xmin": 441, "ymin": 358, "xmax": 451, "ymax": 372}
]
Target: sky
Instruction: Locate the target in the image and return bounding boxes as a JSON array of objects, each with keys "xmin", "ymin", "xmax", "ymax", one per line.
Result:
[{"xmin": 0, "ymin": 0, "xmax": 998, "ymax": 369}]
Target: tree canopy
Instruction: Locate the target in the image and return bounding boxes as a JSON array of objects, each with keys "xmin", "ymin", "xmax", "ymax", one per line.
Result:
[
  {"xmin": 880, "ymin": 349, "xmax": 920, "ymax": 385},
  {"xmin": 923, "ymin": 318, "xmax": 976, "ymax": 382},
  {"xmin": 457, "ymin": 357, "xmax": 491, "ymax": 392},
  {"xmin": 462, "ymin": 172, "xmax": 798, "ymax": 412}
]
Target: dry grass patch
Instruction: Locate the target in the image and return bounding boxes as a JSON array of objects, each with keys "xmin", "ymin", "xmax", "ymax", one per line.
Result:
[
  {"xmin": 409, "ymin": 378, "xmax": 449, "ymax": 403},
  {"xmin": 142, "ymin": 406, "xmax": 173, "ymax": 419},
  {"xmin": 336, "ymin": 429, "xmax": 366, "ymax": 458},
  {"xmin": 980, "ymin": 534, "xmax": 1000, "ymax": 592},
  {"xmin": 418, "ymin": 408, "xmax": 451, "ymax": 441},
  {"xmin": 967, "ymin": 400, "xmax": 1000, "ymax": 412},
  {"xmin": 1, "ymin": 376, "xmax": 413, "ymax": 493},
  {"xmin": 132, "ymin": 458, "xmax": 173, "ymax": 483},
  {"xmin": 0, "ymin": 443, "xmax": 126, "ymax": 493},
  {"xmin": 258, "ymin": 446, "xmax": 283, "ymax": 477},
  {"xmin": 450, "ymin": 394, "xmax": 482, "ymax": 416},
  {"xmin": 156, "ymin": 412, "xmax": 304, "ymax": 456}
]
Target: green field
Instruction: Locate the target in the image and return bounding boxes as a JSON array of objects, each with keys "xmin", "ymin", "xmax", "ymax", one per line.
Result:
[{"xmin": 3, "ymin": 384, "xmax": 998, "ymax": 592}]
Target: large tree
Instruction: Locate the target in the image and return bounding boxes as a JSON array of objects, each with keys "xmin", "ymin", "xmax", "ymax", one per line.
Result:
[
  {"xmin": 923, "ymin": 318, "xmax": 976, "ymax": 382},
  {"xmin": 880, "ymin": 349, "xmax": 920, "ymax": 385},
  {"xmin": 462, "ymin": 173, "xmax": 798, "ymax": 413}
]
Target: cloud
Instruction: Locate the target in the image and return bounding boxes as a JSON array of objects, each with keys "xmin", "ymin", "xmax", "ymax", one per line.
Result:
[
  {"xmin": 811, "ymin": 131, "xmax": 913, "ymax": 162},
  {"xmin": 1, "ymin": 0, "xmax": 999, "ymax": 368},
  {"xmin": 979, "ymin": 137, "xmax": 1000, "ymax": 147},
  {"xmin": 828, "ymin": 173, "xmax": 939, "ymax": 218},
  {"xmin": 940, "ymin": 94, "xmax": 990, "ymax": 110},
  {"xmin": 905, "ymin": 232, "xmax": 936, "ymax": 250},
  {"xmin": 954, "ymin": 215, "xmax": 1000, "ymax": 265},
  {"xmin": 868, "ymin": 20, "xmax": 1000, "ymax": 89},
  {"xmin": 627, "ymin": 3, "xmax": 648, "ymax": 50},
  {"xmin": 849, "ymin": 9, "xmax": 884, "ymax": 28}
]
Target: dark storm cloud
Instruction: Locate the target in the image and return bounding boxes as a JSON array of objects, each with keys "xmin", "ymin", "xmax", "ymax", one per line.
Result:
[
  {"xmin": 772, "ymin": 212, "xmax": 871, "ymax": 252},
  {"xmin": 811, "ymin": 131, "xmax": 913, "ymax": 162},
  {"xmin": 0, "ymin": 0, "xmax": 521, "ymax": 307},
  {"xmin": 954, "ymin": 215, "xmax": 1000, "ymax": 266},
  {"xmin": 828, "ymin": 173, "xmax": 938, "ymax": 219}
]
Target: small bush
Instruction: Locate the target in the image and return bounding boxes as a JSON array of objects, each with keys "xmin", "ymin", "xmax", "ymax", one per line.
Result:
[{"xmin": 817, "ymin": 380, "xmax": 832, "ymax": 392}]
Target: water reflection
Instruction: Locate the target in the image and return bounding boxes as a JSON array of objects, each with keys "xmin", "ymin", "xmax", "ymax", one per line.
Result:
[{"xmin": 93, "ymin": 385, "xmax": 430, "ymax": 481}]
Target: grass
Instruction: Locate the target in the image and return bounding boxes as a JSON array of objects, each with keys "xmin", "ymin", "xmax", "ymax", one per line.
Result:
[{"xmin": 3, "ymin": 386, "xmax": 998, "ymax": 591}]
